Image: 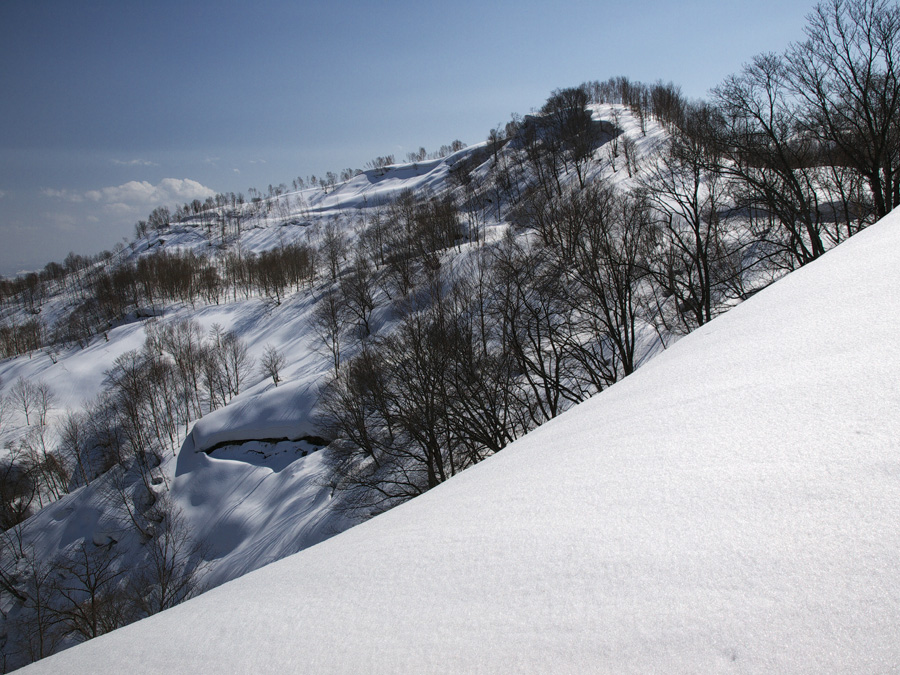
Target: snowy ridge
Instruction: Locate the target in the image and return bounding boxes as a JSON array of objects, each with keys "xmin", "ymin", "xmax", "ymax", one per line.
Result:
[
  {"xmin": 303, "ymin": 149, "xmax": 475, "ymax": 214},
  {"xmin": 21, "ymin": 207, "xmax": 900, "ymax": 670}
]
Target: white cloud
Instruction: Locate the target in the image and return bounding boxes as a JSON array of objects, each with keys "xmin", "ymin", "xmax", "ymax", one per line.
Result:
[
  {"xmin": 84, "ymin": 178, "xmax": 216, "ymax": 208},
  {"xmin": 0, "ymin": 190, "xmax": 6, "ymax": 199},
  {"xmin": 42, "ymin": 187, "xmax": 84, "ymax": 202},
  {"xmin": 111, "ymin": 158, "xmax": 158, "ymax": 167},
  {"xmin": 35, "ymin": 179, "xmax": 218, "ymax": 251}
]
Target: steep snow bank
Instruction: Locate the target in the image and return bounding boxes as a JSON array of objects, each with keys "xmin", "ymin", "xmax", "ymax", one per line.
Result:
[
  {"xmin": 183, "ymin": 380, "xmax": 322, "ymax": 455},
  {"xmin": 171, "ymin": 433, "xmax": 347, "ymax": 588},
  {"xmin": 170, "ymin": 380, "xmax": 350, "ymax": 588}
]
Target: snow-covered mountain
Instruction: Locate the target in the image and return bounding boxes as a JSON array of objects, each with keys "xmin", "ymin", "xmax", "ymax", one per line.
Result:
[{"xmin": 19, "ymin": 163, "xmax": 900, "ymax": 674}]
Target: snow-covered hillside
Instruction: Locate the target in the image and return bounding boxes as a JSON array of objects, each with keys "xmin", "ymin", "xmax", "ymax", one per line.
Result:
[
  {"xmin": 0, "ymin": 104, "xmax": 669, "ymax": 597},
  {"xmin": 20, "ymin": 190, "xmax": 900, "ymax": 672},
  {"xmin": 0, "ymin": 140, "xmax": 500, "ymax": 579}
]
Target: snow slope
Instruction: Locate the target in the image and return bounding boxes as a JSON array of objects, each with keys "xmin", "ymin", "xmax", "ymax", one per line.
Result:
[{"xmin": 20, "ymin": 198, "xmax": 900, "ymax": 672}]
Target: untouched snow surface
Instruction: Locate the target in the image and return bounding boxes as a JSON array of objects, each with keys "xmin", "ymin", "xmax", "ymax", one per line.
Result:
[{"xmin": 19, "ymin": 185, "xmax": 900, "ymax": 673}]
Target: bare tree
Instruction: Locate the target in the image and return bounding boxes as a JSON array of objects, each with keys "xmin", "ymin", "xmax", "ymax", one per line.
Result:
[
  {"xmin": 33, "ymin": 382, "xmax": 54, "ymax": 428},
  {"xmin": 0, "ymin": 445, "xmax": 37, "ymax": 529},
  {"xmin": 206, "ymin": 324, "xmax": 254, "ymax": 402},
  {"xmin": 556, "ymin": 185, "xmax": 657, "ymax": 379},
  {"xmin": 340, "ymin": 252, "xmax": 378, "ymax": 338},
  {"xmin": 223, "ymin": 331, "xmax": 253, "ymax": 397},
  {"xmin": 59, "ymin": 410, "xmax": 92, "ymax": 487},
  {"xmin": 130, "ymin": 498, "xmax": 207, "ymax": 615},
  {"xmin": 200, "ymin": 342, "xmax": 227, "ymax": 412},
  {"xmin": 714, "ymin": 53, "xmax": 832, "ymax": 268},
  {"xmin": 313, "ymin": 290, "xmax": 348, "ymax": 372},
  {"xmin": 640, "ymin": 103, "xmax": 740, "ymax": 331},
  {"xmin": 157, "ymin": 319, "xmax": 206, "ymax": 428},
  {"xmin": 360, "ymin": 206, "xmax": 389, "ymax": 269},
  {"xmin": 322, "ymin": 309, "xmax": 464, "ymax": 516},
  {"xmin": 322, "ymin": 268, "xmax": 537, "ymax": 518},
  {"xmin": 0, "ymin": 525, "xmax": 28, "ymax": 604},
  {"xmin": 788, "ymin": 0, "xmax": 900, "ymax": 218},
  {"xmin": 9, "ymin": 378, "xmax": 42, "ymax": 426},
  {"xmin": 3, "ymin": 541, "xmax": 64, "ymax": 665},
  {"xmin": 260, "ymin": 344, "xmax": 287, "ymax": 386},
  {"xmin": 491, "ymin": 236, "xmax": 587, "ymax": 424},
  {"xmin": 320, "ymin": 220, "xmax": 347, "ymax": 282},
  {"xmin": 541, "ymin": 85, "xmax": 600, "ymax": 188},
  {"xmin": 54, "ymin": 542, "xmax": 132, "ymax": 641},
  {"xmin": 19, "ymin": 428, "xmax": 68, "ymax": 503}
]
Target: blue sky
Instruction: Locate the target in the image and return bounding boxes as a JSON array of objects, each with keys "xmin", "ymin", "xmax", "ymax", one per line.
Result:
[{"xmin": 0, "ymin": 0, "xmax": 816, "ymax": 275}]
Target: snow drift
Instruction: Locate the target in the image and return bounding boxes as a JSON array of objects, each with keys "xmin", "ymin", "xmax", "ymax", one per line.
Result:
[{"xmin": 20, "ymin": 215, "xmax": 900, "ymax": 672}]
